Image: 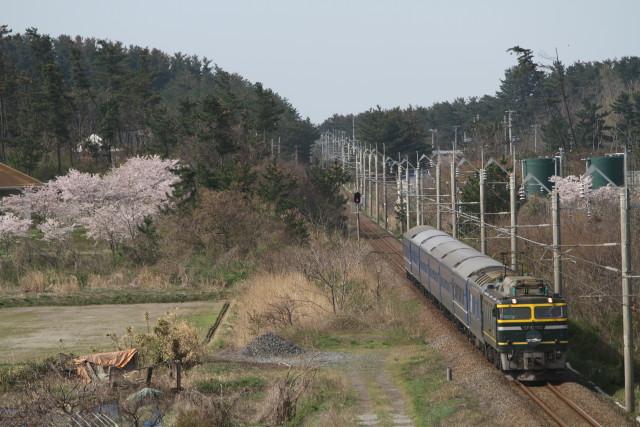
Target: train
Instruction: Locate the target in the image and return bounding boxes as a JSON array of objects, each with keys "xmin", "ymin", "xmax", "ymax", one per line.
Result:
[{"xmin": 403, "ymin": 225, "xmax": 568, "ymax": 380}]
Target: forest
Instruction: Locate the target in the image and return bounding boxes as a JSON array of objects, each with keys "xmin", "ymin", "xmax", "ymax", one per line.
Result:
[
  {"xmin": 0, "ymin": 25, "xmax": 318, "ymax": 186},
  {"xmin": 322, "ymin": 47, "xmax": 640, "ymax": 159}
]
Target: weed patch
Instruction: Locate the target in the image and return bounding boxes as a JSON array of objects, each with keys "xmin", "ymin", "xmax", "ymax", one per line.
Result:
[
  {"xmin": 0, "ymin": 288, "xmax": 223, "ymax": 308},
  {"xmin": 397, "ymin": 350, "xmax": 482, "ymax": 426},
  {"xmin": 196, "ymin": 376, "xmax": 267, "ymax": 394}
]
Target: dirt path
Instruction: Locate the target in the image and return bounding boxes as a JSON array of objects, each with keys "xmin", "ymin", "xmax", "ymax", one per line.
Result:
[{"xmin": 345, "ymin": 352, "xmax": 414, "ymax": 427}]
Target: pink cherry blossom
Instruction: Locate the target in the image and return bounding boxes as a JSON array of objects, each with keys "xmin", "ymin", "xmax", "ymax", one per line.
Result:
[
  {"xmin": 2, "ymin": 156, "xmax": 179, "ymax": 243},
  {"xmin": 0, "ymin": 212, "xmax": 31, "ymax": 241}
]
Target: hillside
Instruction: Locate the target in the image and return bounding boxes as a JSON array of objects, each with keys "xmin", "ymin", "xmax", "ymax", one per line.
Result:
[
  {"xmin": 0, "ymin": 25, "xmax": 318, "ymax": 183},
  {"xmin": 322, "ymin": 48, "xmax": 640, "ymax": 159}
]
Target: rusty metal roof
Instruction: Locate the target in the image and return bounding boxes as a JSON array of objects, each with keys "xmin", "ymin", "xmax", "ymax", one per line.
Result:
[{"xmin": 0, "ymin": 163, "xmax": 41, "ymax": 189}]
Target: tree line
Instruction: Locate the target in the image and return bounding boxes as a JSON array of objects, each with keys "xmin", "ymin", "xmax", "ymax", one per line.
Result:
[
  {"xmin": 321, "ymin": 47, "xmax": 640, "ymax": 159},
  {"xmin": 0, "ymin": 25, "xmax": 318, "ymax": 185}
]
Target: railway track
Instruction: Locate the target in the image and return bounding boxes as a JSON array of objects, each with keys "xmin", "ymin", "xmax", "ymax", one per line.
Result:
[
  {"xmin": 514, "ymin": 380, "xmax": 601, "ymax": 427},
  {"xmin": 357, "ymin": 215, "xmax": 602, "ymax": 427}
]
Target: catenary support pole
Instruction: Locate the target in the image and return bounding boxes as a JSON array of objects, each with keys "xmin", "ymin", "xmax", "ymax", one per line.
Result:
[
  {"xmin": 479, "ymin": 166, "xmax": 486, "ymax": 254},
  {"xmin": 368, "ymin": 149, "xmax": 373, "ymax": 215},
  {"xmin": 416, "ymin": 152, "xmax": 420, "ymax": 226},
  {"xmin": 397, "ymin": 153, "xmax": 403, "ymax": 233},
  {"xmin": 620, "ymin": 186, "xmax": 634, "ymax": 413},
  {"xmin": 436, "ymin": 156, "xmax": 441, "ymax": 230},
  {"xmin": 450, "ymin": 153, "xmax": 457, "ymax": 239},
  {"xmin": 552, "ymin": 188, "xmax": 562, "ymax": 295},
  {"xmin": 356, "ymin": 203, "xmax": 360, "ymax": 242},
  {"xmin": 354, "ymin": 145, "xmax": 359, "ymax": 195},
  {"xmin": 509, "ymin": 170, "xmax": 517, "ymax": 271},
  {"xmin": 375, "ymin": 147, "xmax": 379, "ymax": 224},
  {"xmin": 360, "ymin": 148, "xmax": 369, "ymax": 207},
  {"xmin": 383, "ymin": 144, "xmax": 388, "ymax": 230},
  {"xmin": 405, "ymin": 158, "xmax": 410, "ymax": 231}
]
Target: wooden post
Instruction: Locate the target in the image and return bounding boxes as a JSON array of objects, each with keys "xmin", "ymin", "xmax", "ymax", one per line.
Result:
[
  {"xmin": 175, "ymin": 360, "xmax": 182, "ymax": 391},
  {"xmin": 146, "ymin": 367, "xmax": 153, "ymax": 387},
  {"xmin": 108, "ymin": 366, "xmax": 113, "ymax": 388}
]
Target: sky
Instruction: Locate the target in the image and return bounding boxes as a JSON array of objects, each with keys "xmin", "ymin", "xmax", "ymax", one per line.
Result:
[{"xmin": 4, "ymin": 0, "xmax": 640, "ymax": 123}]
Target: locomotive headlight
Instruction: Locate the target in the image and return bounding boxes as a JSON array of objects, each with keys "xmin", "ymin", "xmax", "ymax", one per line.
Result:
[
  {"xmin": 547, "ymin": 297, "xmax": 553, "ymax": 303},
  {"xmin": 511, "ymin": 298, "xmax": 517, "ymax": 304}
]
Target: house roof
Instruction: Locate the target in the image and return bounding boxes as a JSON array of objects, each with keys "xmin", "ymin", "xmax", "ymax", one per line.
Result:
[{"xmin": 0, "ymin": 163, "xmax": 41, "ymax": 190}]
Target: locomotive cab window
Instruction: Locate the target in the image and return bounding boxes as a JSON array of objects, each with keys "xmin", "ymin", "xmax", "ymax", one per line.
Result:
[
  {"xmin": 499, "ymin": 307, "xmax": 531, "ymax": 320},
  {"xmin": 534, "ymin": 305, "xmax": 567, "ymax": 319}
]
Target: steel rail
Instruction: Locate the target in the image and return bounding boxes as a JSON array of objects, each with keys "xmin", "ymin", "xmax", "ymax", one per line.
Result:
[
  {"xmin": 546, "ymin": 383, "xmax": 601, "ymax": 427},
  {"xmin": 514, "ymin": 380, "xmax": 569, "ymax": 427}
]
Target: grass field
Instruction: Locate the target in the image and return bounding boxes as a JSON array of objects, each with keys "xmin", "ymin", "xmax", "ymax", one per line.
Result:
[{"xmin": 0, "ymin": 300, "xmax": 222, "ymax": 363}]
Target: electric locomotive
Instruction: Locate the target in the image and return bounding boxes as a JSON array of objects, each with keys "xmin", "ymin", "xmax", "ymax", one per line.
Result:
[{"xmin": 403, "ymin": 225, "xmax": 567, "ymax": 379}]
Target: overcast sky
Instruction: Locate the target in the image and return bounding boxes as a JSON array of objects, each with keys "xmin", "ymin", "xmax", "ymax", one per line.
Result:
[{"xmin": 5, "ymin": 0, "xmax": 640, "ymax": 123}]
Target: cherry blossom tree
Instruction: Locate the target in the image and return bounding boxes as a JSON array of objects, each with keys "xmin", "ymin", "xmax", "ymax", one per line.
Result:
[
  {"xmin": 0, "ymin": 213, "xmax": 31, "ymax": 241},
  {"xmin": 1, "ymin": 156, "xmax": 179, "ymax": 248},
  {"xmin": 549, "ymin": 174, "xmax": 618, "ymax": 209}
]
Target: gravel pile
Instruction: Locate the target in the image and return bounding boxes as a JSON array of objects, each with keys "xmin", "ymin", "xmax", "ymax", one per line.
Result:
[{"xmin": 241, "ymin": 332, "xmax": 305, "ymax": 358}]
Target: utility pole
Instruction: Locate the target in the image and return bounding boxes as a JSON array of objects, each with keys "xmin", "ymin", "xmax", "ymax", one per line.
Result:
[
  {"xmin": 436, "ymin": 155, "xmax": 441, "ymax": 230},
  {"xmin": 397, "ymin": 153, "xmax": 403, "ymax": 233},
  {"xmin": 506, "ymin": 110, "xmax": 515, "ymax": 156},
  {"xmin": 479, "ymin": 152, "xmax": 486, "ymax": 254},
  {"xmin": 451, "ymin": 131, "xmax": 458, "ymax": 239},
  {"xmin": 552, "ymin": 188, "xmax": 562, "ymax": 294},
  {"xmin": 429, "ymin": 128, "xmax": 437, "ymax": 153},
  {"xmin": 621, "ymin": 146, "xmax": 634, "ymax": 413},
  {"xmin": 375, "ymin": 147, "xmax": 379, "ymax": 224},
  {"xmin": 383, "ymin": 144, "xmax": 388, "ymax": 231},
  {"xmin": 416, "ymin": 152, "xmax": 421, "ymax": 226},
  {"xmin": 509, "ymin": 166, "xmax": 517, "ymax": 271},
  {"xmin": 363, "ymin": 149, "xmax": 368, "ymax": 212},
  {"xmin": 356, "ymin": 201, "xmax": 360, "ymax": 242},
  {"xmin": 368, "ymin": 150, "xmax": 373, "ymax": 216},
  {"xmin": 405, "ymin": 158, "xmax": 410, "ymax": 231},
  {"xmin": 352, "ymin": 115, "xmax": 355, "ymax": 141},
  {"xmin": 355, "ymin": 145, "xmax": 359, "ymax": 195}
]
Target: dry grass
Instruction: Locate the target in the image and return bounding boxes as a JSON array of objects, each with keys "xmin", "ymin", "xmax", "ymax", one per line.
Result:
[
  {"xmin": 225, "ymin": 234, "xmax": 421, "ymax": 348},
  {"xmin": 129, "ymin": 267, "xmax": 172, "ymax": 290},
  {"xmin": 228, "ymin": 272, "xmax": 333, "ymax": 347},
  {"xmin": 18, "ymin": 270, "xmax": 80, "ymax": 294}
]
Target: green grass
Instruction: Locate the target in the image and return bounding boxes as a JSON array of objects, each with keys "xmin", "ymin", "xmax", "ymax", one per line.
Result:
[
  {"xmin": 185, "ymin": 256, "xmax": 253, "ymax": 287},
  {"xmin": 0, "ymin": 288, "xmax": 224, "ymax": 308},
  {"xmin": 396, "ymin": 350, "xmax": 482, "ymax": 426},
  {"xmin": 566, "ymin": 319, "xmax": 627, "ymax": 394},
  {"xmin": 565, "ymin": 318, "xmax": 640, "ymax": 412},
  {"xmin": 286, "ymin": 376, "xmax": 356, "ymax": 427}
]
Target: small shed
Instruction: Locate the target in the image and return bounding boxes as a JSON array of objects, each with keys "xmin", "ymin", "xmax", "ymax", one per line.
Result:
[{"xmin": 0, "ymin": 162, "xmax": 41, "ymax": 197}]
